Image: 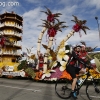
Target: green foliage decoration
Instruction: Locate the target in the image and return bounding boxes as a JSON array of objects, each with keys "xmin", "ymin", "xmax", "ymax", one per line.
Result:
[
  {"xmin": 25, "ymin": 68, "xmax": 36, "ymax": 79},
  {"xmin": 17, "ymin": 60, "xmax": 28, "ymax": 70}
]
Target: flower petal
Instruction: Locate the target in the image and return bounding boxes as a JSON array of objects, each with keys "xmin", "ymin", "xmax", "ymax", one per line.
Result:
[
  {"xmin": 50, "ymin": 70, "xmax": 56, "ymax": 72},
  {"xmin": 65, "ymin": 50, "xmax": 70, "ymax": 53},
  {"xmin": 51, "ymin": 61, "xmax": 57, "ymax": 68},
  {"xmin": 50, "ymin": 78, "xmax": 57, "ymax": 81},
  {"xmin": 59, "ymin": 66, "xmax": 66, "ymax": 71},
  {"xmin": 20, "ymin": 71, "xmax": 25, "ymax": 77},
  {"xmin": 45, "ymin": 72, "xmax": 51, "ymax": 77},
  {"xmin": 58, "ymin": 48, "xmax": 64, "ymax": 53},
  {"xmin": 60, "ymin": 61, "xmax": 67, "ymax": 66},
  {"xmin": 57, "ymin": 55, "xmax": 62, "ymax": 61},
  {"xmin": 63, "ymin": 55, "xmax": 69, "ymax": 61},
  {"xmin": 41, "ymin": 74, "xmax": 46, "ymax": 79}
]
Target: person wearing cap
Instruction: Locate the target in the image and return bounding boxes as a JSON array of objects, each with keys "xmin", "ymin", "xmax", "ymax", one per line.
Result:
[
  {"xmin": 66, "ymin": 45, "xmax": 87, "ymax": 99},
  {"xmin": 74, "ymin": 45, "xmax": 87, "ymax": 74},
  {"xmin": 79, "ymin": 45, "xmax": 88, "ymax": 73},
  {"xmin": 80, "ymin": 44, "xmax": 87, "ymax": 61}
]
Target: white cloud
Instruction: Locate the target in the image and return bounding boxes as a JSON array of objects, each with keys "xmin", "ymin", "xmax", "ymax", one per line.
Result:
[
  {"xmin": 83, "ymin": 0, "xmax": 100, "ymax": 10},
  {"xmin": 22, "ymin": 7, "xmax": 48, "ymax": 54}
]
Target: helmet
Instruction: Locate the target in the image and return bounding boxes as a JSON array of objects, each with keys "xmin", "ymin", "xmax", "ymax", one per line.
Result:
[{"xmin": 81, "ymin": 44, "xmax": 86, "ymax": 48}]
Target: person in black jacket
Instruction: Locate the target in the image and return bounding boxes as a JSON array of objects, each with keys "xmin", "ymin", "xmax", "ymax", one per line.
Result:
[{"xmin": 66, "ymin": 45, "xmax": 87, "ymax": 99}]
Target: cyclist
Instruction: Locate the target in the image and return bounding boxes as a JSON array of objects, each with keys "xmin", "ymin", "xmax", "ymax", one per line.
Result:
[
  {"xmin": 74, "ymin": 45, "xmax": 87, "ymax": 75},
  {"xmin": 66, "ymin": 45, "xmax": 88, "ymax": 99}
]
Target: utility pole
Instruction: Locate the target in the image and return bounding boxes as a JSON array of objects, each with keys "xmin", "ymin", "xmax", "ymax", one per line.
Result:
[{"xmin": 95, "ymin": 17, "xmax": 100, "ymax": 40}]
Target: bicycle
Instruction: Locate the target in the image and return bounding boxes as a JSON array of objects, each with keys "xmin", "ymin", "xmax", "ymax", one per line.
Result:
[{"xmin": 55, "ymin": 66, "xmax": 100, "ymax": 100}]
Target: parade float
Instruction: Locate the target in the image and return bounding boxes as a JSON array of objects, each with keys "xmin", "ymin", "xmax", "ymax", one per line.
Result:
[
  {"xmin": 0, "ymin": 8, "xmax": 100, "ymax": 81},
  {"xmin": 35, "ymin": 7, "xmax": 100, "ymax": 81}
]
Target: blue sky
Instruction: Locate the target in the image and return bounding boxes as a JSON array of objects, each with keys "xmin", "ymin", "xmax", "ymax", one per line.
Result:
[{"xmin": 0, "ymin": 0, "xmax": 100, "ymax": 54}]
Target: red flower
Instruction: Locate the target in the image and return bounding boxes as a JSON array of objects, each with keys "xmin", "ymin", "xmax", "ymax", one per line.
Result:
[
  {"xmin": 0, "ymin": 37, "xmax": 6, "ymax": 47},
  {"xmin": 47, "ymin": 28, "xmax": 57, "ymax": 37},
  {"xmin": 47, "ymin": 14, "xmax": 55, "ymax": 22},
  {"xmin": 73, "ymin": 24, "xmax": 81, "ymax": 32}
]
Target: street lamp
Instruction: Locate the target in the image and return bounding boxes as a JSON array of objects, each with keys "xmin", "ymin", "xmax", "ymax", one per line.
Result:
[{"xmin": 95, "ymin": 17, "xmax": 100, "ymax": 40}]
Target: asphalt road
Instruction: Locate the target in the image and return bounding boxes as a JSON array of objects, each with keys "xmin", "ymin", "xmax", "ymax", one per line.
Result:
[{"xmin": 0, "ymin": 78, "xmax": 95, "ymax": 100}]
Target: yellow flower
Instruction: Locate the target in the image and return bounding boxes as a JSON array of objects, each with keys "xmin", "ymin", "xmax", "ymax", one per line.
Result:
[
  {"xmin": 51, "ymin": 61, "xmax": 57, "ymax": 68},
  {"xmin": 58, "ymin": 40, "xmax": 65, "ymax": 50},
  {"xmin": 57, "ymin": 48, "xmax": 69, "ymax": 62}
]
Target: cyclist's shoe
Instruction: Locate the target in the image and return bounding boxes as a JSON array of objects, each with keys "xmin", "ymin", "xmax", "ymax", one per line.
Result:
[{"xmin": 70, "ymin": 92, "xmax": 78, "ymax": 99}]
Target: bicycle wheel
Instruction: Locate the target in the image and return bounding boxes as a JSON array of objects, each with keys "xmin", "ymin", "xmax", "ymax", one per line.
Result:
[
  {"xmin": 86, "ymin": 79, "xmax": 100, "ymax": 100},
  {"xmin": 55, "ymin": 78, "xmax": 72, "ymax": 99}
]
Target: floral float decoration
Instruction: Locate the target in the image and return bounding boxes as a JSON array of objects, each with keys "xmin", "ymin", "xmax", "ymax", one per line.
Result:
[
  {"xmin": 17, "ymin": 47, "xmax": 37, "ymax": 78},
  {"xmin": 37, "ymin": 7, "xmax": 62, "ymax": 56},
  {"xmin": 37, "ymin": 7, "xmax": 68, "ymax": 74},
  {"xmin": 42, "ymin": 21, "xmax": 67, "ymax": 73},
  {"xmin": 56, "ymin": 15, "xmax": 90, "ymax": 53},
  {"xmin": 42, "ymin": 15, "xmax": 90, "ymax": 80}
]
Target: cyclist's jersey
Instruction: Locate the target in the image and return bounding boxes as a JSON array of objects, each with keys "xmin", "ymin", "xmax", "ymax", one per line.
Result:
[{"xmin": 67, "ymin": 51, "xmax": 86, "ymax": 67}]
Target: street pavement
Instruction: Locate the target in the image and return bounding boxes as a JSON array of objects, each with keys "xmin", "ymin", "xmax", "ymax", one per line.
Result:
[{"xmin": 0, "ymin": 78, "xmax": 93, "ymax": 100}]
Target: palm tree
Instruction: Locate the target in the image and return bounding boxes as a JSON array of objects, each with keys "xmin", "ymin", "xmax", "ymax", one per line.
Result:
[
  {"xmin": 37, "ymin": 7, "xmax": 62, "ymax": 56},
  {"xmin": 41, "ymin": 20, "xmax": 67, "ymax": 73},
  {"xmin": 37, "ymin": 7, "xmax": 67, "ymax": 73},
  {"xmin": 56, "ymin": 15, "xmax": 90, "ymax": 53}
]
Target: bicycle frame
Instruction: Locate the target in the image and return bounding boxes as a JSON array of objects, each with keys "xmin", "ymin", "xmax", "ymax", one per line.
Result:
[{"xmin": 75, "ymin": 68, "xmax": 93, "ymax": 91}]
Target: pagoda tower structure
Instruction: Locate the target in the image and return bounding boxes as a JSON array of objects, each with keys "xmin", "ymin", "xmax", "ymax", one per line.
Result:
[{"xmin": 0, "ymin": 11, "xmax": 23, "ymax": 71}]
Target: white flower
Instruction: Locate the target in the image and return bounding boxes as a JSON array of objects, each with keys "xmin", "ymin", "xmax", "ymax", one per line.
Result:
[
  {"xmin": 57, "ymin": 48, "xmax": 69, "ymax": 62},
  {"xmin": 63, "ymin": 54, "xmax": 69, "ymax": 61},
  {"xmin": 20, "ymin": 71, "xmax": 25, "ymax": 77},
  {"xmin": 59, "ymin": 61, "xmax": 67, "ymax": 71},
  {"xmin": 41, "ymin": 70, "xmax": 56, "ymax": 79},
  {"xmin": 50, "ymin": 78, "xmax": 57, "ymax": 81},
  {"xmin": 65, "ymin": 50, "xmax": 70, "ymax": 53}
]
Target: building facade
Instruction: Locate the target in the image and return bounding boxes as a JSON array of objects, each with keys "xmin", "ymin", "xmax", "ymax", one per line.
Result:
[{"xmin": 0, "ymin": 11, "xmax": 23, "ymax": 71}]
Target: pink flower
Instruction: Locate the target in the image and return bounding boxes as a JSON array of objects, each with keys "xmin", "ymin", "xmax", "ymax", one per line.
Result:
[{"xmin": 0, "ymin": 37, "xmax": 6, "ymax": 47}]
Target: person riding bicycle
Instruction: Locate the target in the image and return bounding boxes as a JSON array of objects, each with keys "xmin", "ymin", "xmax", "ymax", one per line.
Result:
[{"xmin": 66, "ymin": 45, "xmax": 88, "ymax": 99}]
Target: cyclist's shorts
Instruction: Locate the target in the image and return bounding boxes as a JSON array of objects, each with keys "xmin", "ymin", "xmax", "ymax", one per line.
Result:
[{"xmin": 66, "ymin": 65, "xmax": 81, "ymax": 79}]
